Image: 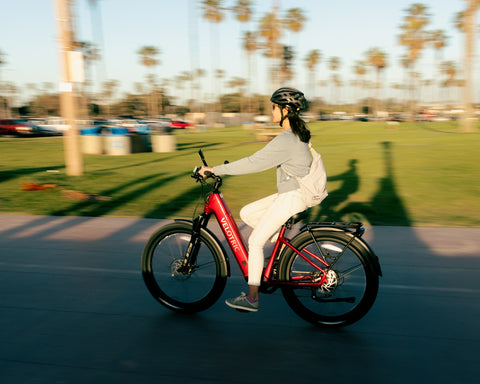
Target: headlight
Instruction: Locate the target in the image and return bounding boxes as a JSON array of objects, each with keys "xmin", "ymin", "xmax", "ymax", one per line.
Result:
[{"xmin": 16, "ymin": 126, "xmax": 33, "ymax": 132}]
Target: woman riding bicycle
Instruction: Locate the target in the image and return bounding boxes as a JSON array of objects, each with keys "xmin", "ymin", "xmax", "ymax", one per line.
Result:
[{"xmin": 200, "ymin": 87, "xmax": 317, "ymax": 312}]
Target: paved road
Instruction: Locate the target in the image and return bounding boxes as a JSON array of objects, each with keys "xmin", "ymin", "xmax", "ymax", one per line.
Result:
[{"xmin": 1, "ymin": 214, "xmax": 479, "ymax": 384}]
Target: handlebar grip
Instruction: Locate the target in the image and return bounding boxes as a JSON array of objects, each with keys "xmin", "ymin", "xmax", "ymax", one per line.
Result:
[{"xmin": 199, "ymin": 149, "xmax": 208, "ymax": 166}]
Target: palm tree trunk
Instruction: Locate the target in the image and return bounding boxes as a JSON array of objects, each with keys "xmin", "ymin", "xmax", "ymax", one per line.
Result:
[{"xmin": 462, "ymin": 0, "xmax": 476, "ymax": 133}]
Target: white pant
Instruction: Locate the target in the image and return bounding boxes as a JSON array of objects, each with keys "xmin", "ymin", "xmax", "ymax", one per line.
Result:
[{"xmin": 240, "ymin": 189, "xmax": 307, "ymax": 286}]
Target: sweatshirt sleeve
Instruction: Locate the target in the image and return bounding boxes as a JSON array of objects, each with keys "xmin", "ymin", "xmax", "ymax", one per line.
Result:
[{"xmin": 212, "ymin": 131, "xmax": 292, "ymax": 176}]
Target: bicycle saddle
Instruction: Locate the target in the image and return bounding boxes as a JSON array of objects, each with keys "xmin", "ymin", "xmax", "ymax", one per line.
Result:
[{"xmin": 285, "ymin": 210, "xmax": 309, "ymax": 226}]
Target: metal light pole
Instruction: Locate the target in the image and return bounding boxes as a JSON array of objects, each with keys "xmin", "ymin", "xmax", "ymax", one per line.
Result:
[{"xmin": 54, "ymin": 0, "xmax": 83, "ymax": 176}]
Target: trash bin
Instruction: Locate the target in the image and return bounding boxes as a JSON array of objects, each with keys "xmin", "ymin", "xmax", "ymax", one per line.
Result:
[
  {"xmin": 151, "ymin": 133, "xmax": 176, "ymax": 152},
  {"xmin": 81, "ymin": 127, "xmax": 103, "ymax": 155},
  {"xmin": 130, "ymin": 133, "xmax": 151, "ymax": 153},
  {"xmin": 150, "ymin": 125, "xmax": 176, "ymax": 153},
  {"xmin": 104, "ymin": 127, "xmax": 131, "ymax": 155}
]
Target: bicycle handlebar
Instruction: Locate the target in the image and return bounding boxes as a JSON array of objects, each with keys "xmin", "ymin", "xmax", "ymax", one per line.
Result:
[
  {"xmin": 191, "ymin": 150, "xmax": 223, "ymax": 190},
  {"xmin": 198, "ymin": 149, "xmax": 208, "ymax": 167}
]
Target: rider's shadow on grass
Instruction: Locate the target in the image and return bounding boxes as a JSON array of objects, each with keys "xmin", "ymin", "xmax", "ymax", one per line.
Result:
[
  {"xmin": 310, "ymin": 158, "xmax": 360, "ymax": 223},
  {"xmin": 311, "ymin": 141, "xmax": 411, "ymax": 226}
]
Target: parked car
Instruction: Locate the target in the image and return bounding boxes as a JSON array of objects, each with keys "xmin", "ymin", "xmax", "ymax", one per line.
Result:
[
  {"xmin": 36, "ymin": 117, "xmax": 70, "ymax": 133},
  {"xmin": 169, "ymin": 120, "xmax": 194, "ymax": 129},
  {"xmin": 0, "ymin": 119, "xmax": 40, "ymax": 136}
]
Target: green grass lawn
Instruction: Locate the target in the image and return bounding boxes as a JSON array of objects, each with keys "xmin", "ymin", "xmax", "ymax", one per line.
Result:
[{"xmin": 1, "ymin": 121, "xmax": 479, "ymax": 227}]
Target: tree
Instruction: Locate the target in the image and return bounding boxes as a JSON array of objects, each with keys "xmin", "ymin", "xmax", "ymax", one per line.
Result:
[
  {"xmin": 352, "ymin": 60, "xmax": 367, "ymax": 113},
  {"xmin": 283, "ymin": 7, "xmax": 306, "ymax": 84},
  {"xmin": 398, "ymin": 3, "xmax": 431, "ymax": 115},
  {"xmin": 243, "ymin": 30, "xmax": 258, "ymax": 112},
  {"xmin": 280, "ymin": 45, "xmax": 294, "ymax": 83},
  {"xmin": 0, "ymin": 50, "xmax": 7, "ymax": 117},
  {"xmin": 428, "ymin": 29, "xmax": 448, "ymax": 103},
  {"xmin": 304, "ymin": 49, "xmax": 321, "ymax": 98},
  {"xmin": 101, "ymin": 79, "xmax": 119, "ymax": 117},
  {"xmin": 232, "ymin": 0, "xmax": 253, "ymax": 108},
  {"xmin": 76, "ymin": 41, "xmax": 100, "ymax": 117},
  {"xmin": 440, "ymin": 60, "xmax": 457, "ymax": 104},
  {"xmin": 454, "ymin": 0, "xmax": 478, "ymax": 133},
  {"xmin": 258, "ymin": 9, "xmax": 282, "ymax": 91},
  {"xmin": 328, "ymin": 57, "xmax": 341, "ymax": 104},
  {"xmin": 365, "ymin": 47, "xmax": 388, "ymax": 115},
  {"xmin": 283, "ymin": 7, "xmax": 307, "ymax": 34},
  {"xmin": 137, "ymin": 45, "xmax": 160, "ymax": 116},
  {"xmin": 201, "ymin": 0, "xmax": 225, "ymax": 107}
]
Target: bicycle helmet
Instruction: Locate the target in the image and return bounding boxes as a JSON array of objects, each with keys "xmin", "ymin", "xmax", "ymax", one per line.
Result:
[{"xmin": 270, "ymin": 87, "xmax": 308, "ymax": 113}]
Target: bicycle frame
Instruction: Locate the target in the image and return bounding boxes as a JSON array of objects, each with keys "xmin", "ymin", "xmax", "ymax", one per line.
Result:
[{"xmin": 201, "ymin": 190, "xmax": 330, "ymax": 287}]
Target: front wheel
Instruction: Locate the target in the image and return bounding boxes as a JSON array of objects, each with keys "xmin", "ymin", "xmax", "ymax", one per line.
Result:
[
  {"xmin": 279, "ymin": 230, "xmax": 379, "ymax": 327},
  {"xmin": 141, "ymin": 221, "xmax": 228, "ymax": 313}
]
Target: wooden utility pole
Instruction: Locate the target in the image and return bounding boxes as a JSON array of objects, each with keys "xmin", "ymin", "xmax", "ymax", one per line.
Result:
[{"xmin": 54, "ymin": 0, "xmax": 84, "ymax": 175}]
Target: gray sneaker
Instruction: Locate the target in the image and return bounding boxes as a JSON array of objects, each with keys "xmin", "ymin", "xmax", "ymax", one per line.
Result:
[{"xmin": 225, "ymin": 292, "xmax": 259, "ymax": 312}]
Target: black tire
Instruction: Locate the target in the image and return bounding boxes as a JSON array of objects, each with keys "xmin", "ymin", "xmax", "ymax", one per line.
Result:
[
  {"xmin": 141, "ymin": 221, "xmax": 228, "ymax": 313},
  {"xmin": 279, "ymin": 230, "xmax": 379, "ymax": 327}
]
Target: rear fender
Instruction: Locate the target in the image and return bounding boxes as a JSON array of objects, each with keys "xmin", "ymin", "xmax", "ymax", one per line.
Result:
[{"xmin": 302, "ymin": 223, "xmax": 382, "ymax": 277}]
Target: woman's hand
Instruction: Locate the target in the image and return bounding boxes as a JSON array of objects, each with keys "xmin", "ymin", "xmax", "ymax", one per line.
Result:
[{"xmin": 199, "ymin": 166, "xmax": 214, "ymax": 178}]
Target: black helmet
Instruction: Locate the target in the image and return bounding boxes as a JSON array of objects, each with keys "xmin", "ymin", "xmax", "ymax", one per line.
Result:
[{"xmin": 270, "ymin": 87, "xmax": 308, "ymax": 113}]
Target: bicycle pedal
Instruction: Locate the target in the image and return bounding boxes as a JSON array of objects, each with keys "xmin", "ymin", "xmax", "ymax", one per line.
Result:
[{"xmin": 235, "ymin": 308, "xmax": 250, "ymax": 313}]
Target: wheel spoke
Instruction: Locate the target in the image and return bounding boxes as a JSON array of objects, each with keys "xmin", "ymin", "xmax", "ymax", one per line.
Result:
[
  {"xmin": 141, "ymin": 223, "xmax": 227, "ymax": 312},
  {"xmin": 279, "ymin": 231, "xmax": 379, "ymax": 327}
]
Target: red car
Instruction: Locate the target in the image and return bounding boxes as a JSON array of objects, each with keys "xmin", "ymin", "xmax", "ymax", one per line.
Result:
[
  {"xmin": 0, "ymin": 119, "xmax": 39, "ymax": 136},
  {"xmin": 169, "ymin": 120, "xmax": 194, "ymax": 129}
]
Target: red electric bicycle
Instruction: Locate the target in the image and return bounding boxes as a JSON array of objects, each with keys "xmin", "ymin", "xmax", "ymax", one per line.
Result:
[{"xmin": 141, "ymin": 150, "xmax": 382, "ymax": 327}]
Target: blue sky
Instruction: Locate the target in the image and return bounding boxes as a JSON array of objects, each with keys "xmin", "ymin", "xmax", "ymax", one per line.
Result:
[{"xmin": 0, "ymin": 0, "xmax": 472, "ymax": 104}]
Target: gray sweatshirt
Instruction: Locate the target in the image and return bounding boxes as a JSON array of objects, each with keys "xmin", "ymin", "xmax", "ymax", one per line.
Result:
[{"xmin": 212, "ymin": 129, "xmax": 311, "ymax": 194}]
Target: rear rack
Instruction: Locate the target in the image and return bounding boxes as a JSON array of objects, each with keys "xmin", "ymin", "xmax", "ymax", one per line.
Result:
[{"xmin": 303, "ymin": 221, "xmax": 365, "ymax": 237}]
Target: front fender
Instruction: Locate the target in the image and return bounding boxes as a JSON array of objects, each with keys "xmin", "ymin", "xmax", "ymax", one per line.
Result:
[{"xmin": 174, "ymin": 219, "xmax": 231, "ymax": 277}]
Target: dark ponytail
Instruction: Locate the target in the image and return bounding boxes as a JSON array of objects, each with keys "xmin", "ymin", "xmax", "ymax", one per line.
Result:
[{"xmin": 286, "ymin": 108, "xmax": 311, "ymax": 143}]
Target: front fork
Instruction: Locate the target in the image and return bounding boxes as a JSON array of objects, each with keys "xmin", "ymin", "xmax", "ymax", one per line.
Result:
[{"xmin": 177, "ymin": 213, "xmax": 211, "ymax": 274}]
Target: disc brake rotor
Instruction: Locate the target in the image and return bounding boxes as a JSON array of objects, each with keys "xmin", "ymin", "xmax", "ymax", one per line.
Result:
[
  {"xmin": 318, "ymin": 269, "xmax": 339, "ymax": 295},
  {"xmin": 170, "ymin": 259, "xmax": 191, "ymax": 281}
]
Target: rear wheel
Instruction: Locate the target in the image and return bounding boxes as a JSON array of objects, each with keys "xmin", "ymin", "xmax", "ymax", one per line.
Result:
[
  {"xmin": 141, "ymin": 222, "xmax": 228, "ymax": 313},
  {"xmin": 279, "ymin": 230, "xmax": 379, "ymax": 327}
]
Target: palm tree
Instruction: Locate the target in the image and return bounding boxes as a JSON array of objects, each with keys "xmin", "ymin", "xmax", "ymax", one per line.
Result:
[
  {"xmin": 428, "ymin": 29, "xmax": 448, "ymax": 103},
  {"xmin": 454, "ymin": 0, "xmax": 478, "ymax": 133},
  {"xmin": 76, "ymin": 41, "xmax": 100, "ymax": 117},
  {"xmin": 232, "ymin": 0, "xmax": 253, "ymax": 107},
  {"xmin": 137, "ymin": 45, "xmax": 160, "ymax": 116},
  {"xmin": 328, "ymin": 56, "xmax": 341, "ymax": 104},
  {"xmin": 242, "ymin": 31, "xmax": 258, "ymax": 112},
  {"xmin": 243, "ymin": 30, "xmax": 258, "ymax": 88},
  {"xmin": 440, "ymin": 61, "xmax": 457, "ymax": 105},
  {"xmin": 283, "ymin": 7, "xmax": 307, "ymax": 34},
  {"xmin": 352, "ymin": 60, "xmax": 367, "ymax": 113},
  {"xmin": 0, "ymin": 50, "xmax": 6, "ymax": 117},
  {"xmin": 227, "ymin": 76, "xmax": 247, "ymax": 102},
  {"xmin": 101, "ymin": 79, "xmax": 119, "ymax": 117},
  {"xmin": 283, "ymin": 7, "xmax": 306, "ymax": 84},
  {"xmin": 304, "ymin": 49, "xmax": 321, "ymax": 98},
  {"xmin": 258, "ymin": 9, "xmax": 282, "ymax": 91},
  {"xmin": 232, "ymin": 0, "xmax": 253, "ymax": 24},
  {"xmin": 201, "ymin": 0, "xmax": 225, "ymax": 107},
  {"xmin": 215, "ymin": 69, "xmax": 226, "ymax": 110},
  {"xmin": 365, "ymin": 47, "xmax": 388, "ymax": 115},
  {"xmin": 398, "ymin": 3, "xmax": 431, "ymax": 115},
  {"xmin": 193, "ymin": 68, "xmax": 206, "ymax": 109}
]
